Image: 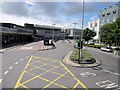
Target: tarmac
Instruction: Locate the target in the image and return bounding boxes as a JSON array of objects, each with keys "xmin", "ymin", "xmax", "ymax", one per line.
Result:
[{"xmin": 63, "ymin": 51, "xmax": 101, "ymax": 68}]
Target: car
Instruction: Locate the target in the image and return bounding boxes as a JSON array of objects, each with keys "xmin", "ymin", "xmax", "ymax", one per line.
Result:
[{"xmin": 101, "ymin": 47, "xmax": 112, "ymax": 52}]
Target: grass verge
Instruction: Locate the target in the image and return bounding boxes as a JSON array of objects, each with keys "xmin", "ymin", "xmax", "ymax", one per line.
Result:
[{"xmin": 70, "ymin": 49, "xmax": 95, "ymax": 64}]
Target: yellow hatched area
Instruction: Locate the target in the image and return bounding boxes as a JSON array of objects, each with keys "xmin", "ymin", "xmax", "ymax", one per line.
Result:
[{"xmin": 13, "ymin": 56, "xmax": 88, "ymax": 90}]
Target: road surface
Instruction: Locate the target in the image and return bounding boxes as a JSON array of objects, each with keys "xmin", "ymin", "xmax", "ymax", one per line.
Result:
[{"xmin": 1, "ymin": 40, "xmax": 119, "ymax": 89}]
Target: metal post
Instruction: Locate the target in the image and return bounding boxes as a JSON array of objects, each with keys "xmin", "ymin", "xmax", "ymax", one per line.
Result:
[
  {"xmin": 52, "ymin": 24, "xmax": 56, "ymax": 40},
  {"xmin": 73, "ymin": 23, "xmax": 77, "ymax": 40},
  {"xmin": 79, "ymin": 0, "xmax": 85, "ymax": 64}
]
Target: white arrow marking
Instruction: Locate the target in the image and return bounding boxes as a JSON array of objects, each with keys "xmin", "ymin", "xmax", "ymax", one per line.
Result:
[
  {"xmin": 9, "ymin": 66, "xmax": 13, "ymax": 70},
  {"xmin": 0, "ymin": 79, "xmax": 2, "ymax": 84},
  {"xmin": 15, "ymin": 62, "xmax": 19, "ymax": 64},
  {"xmin": 4, "ymin": 71, "xmax": 8, "ymax": 75}
]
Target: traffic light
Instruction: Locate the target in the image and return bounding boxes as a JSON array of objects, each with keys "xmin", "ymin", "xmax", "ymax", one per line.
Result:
[{"xmin": 78, "ymin": 41, "xmax": 83, "ymax": 49}]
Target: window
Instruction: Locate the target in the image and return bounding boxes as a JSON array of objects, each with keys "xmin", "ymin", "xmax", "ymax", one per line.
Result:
[
  {"xmin": 107, "ymin": 12, "xmax": 110, "ymax": 15},
  {"xmin": 102, "ymin": 14, "xmax": 105, "ymax": 17},
  {"xmin": 113, "ymin": 10, "xmax": 116, "ymax": 13}
]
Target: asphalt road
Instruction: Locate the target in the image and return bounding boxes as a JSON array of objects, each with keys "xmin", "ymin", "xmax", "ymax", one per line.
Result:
[{"xmin": 1, "ymin": 40, "xmax": 120, "ymax": 89}]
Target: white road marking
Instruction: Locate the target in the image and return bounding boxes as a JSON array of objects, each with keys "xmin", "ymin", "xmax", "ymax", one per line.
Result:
[
  {"xmin": 4, "ymin": 71, "xmax": 8, "ymax": 75},
  {"xmin": 102, "ymin": 70, "xmax": 120, "ymax": 76},
  {"xmin": 15, "ymin": 62, "xmax": 19, "ymax": 64},
  {"xmin": 26, "ymin": 56, "xmax": 29, "ymax": 58},
  {"xmin": 9, "ymin": 66, "xmax": 13, "ymax": 70},
  {"xmin": 20, "ymin": 47, "xmax": 33, "ymax": 49},
  {"xmin": 80, "ymin": 72, "xmax": 96, "ymax": 77},
  {"xmin": 0, "ymin": 79, "xmax": 2, "ymax": 84},
  {"xmin": 96, "ymin": 80, "xmax": 119, "ymax": 89},
  {"xmin": 20, "ymin": 59, "xmax": 23, "ymax": 61}
]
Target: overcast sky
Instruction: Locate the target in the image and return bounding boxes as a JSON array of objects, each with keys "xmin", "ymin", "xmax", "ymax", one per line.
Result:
[{"xmin": 0, "ymin": 0, "xmax": 119, "ymax": 29}]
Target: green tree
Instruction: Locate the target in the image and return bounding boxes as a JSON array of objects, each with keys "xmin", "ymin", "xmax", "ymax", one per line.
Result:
[
  {"xmin": 83, "ymin": 28, "xmax": 96, "ymax": 44},
  {"xmin": 100, "ymin": 17, "xmax": 120, "ymax": 47}
]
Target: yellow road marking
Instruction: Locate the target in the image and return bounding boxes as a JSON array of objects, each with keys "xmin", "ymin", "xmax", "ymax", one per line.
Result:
[
  {"xmin": 27, "ymin": 64, "xmax": 47, "ymax": 72},
  {"xmin": 26, "ymin": 71, "xmax": 67, "ymax": 88},
  {"xmin": 73, "ymin": 82, "xmax": 79, "ymax": 88},
  {"xmin": 18, "ymin": 66, "xmax": 58, "ymax": 87},
  {"xmin": 30, "ymin": 59, "xmax": 47, "ymax": 65},
  {"xmin": 14, "ymin": 56, "xmax": 88, "ymax": 90},
  {"xmin": 59, "ymin": 61, "xmax": 88, "ymax": 90},
  {"xmin": 14, "ymin": 56, "xmax": 33, "ymax": 89},
  {"xmin": 19, "ymin": 83, "xmax": 30, "ymax": 90},
  {"xmin": 43, "ymin": 71, "xmax": 68, "ymax": 88}
]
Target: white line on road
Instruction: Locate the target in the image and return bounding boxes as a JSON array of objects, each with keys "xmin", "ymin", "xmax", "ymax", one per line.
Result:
[
  {"xmin": 9, "ymin": 66, "xmax": 13, "ymax": 70},
  {"xmin": 20, "ymin": 59, "xmax": 23, "ymax": 61},
  {"xmin": 0, "ymin": 79, "xmax": 2, "ymax": 84},
  {"xmin": 26, "ymin": 56, "xmax": 29, "ymax": 59},
  {"xmin": 102, "ymin": 70, "xmax": 120, "ymax": 76},
  {"xmin": 4, "ymin": 71, "xmax": 8, "ymax": 75},
  {"xmin": 15, "ymin": 62, "xmax": 19, "ymax": 64}
]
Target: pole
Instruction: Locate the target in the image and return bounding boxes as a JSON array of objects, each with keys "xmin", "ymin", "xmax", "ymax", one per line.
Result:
[
  {"xmin": 52, "ymin": 24, "xmax": 56, "ymax": 40},
  {"xmin": 79, "ymin": 0, "xmax": 85, "ymax": 64},
  {"xmin": 73, "ymin": 23, "xmax": 77, "ymax": 40}
]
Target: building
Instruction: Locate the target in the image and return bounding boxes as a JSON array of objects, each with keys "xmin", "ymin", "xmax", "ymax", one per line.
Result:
[
  {"xmin": 99, "ymin": 3, "xmax": 119, "ymax": 28},
  {"xmin": 65, "ymin": 28, "xmax": 82, "ymax": 40},
  {"xmin": 34, "ymin": 25, "xmax": 62, "ymax": 40},
  {"xmin": 88, "ymin": 19, "xmax": 100, "ymax": 44},
  {"xmin": 88, "ymin": 2, "xmax": 120, "ymax": 44}
]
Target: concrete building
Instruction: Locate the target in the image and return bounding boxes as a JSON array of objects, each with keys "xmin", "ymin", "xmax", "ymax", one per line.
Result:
[
  {"xmin": 88, "ymin": 19, "xmax": 100, "ymax": 44},
  {"xmin": 65, "ymin": 28, "xmax": 82, "ymax": 40},
  {"xmin": 88, "ymin": 2, "xmax": 120, "ymax": 44},
  {"xmin": 99, "ymin": 3, "xmax": 119, "ymax": 27},
  {"xmin": 34, "ymin": 25, "xmax": 62, "ymax": 40}
]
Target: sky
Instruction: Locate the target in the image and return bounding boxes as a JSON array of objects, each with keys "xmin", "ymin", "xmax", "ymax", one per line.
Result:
[{"xmin": 0, "ymin": 0, "xmax": 119, "ymax": 29}]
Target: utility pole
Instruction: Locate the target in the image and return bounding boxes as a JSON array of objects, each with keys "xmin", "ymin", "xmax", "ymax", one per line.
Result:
[
  {"xmin": 78, "ymin": 0, "xmax": 85, "ymax": 64},
  {"xmin": 52, "ymin": 24, "xmax": 56, "ymax": 40},
  {"xmin": 73, "ymin": 23, "xmax": 77, "ymax": 40}
]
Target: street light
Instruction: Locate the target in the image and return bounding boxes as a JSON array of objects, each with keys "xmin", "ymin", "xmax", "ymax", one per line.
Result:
[
  {"xmin": 73, "ymin": 23, "xmax": 77, "ymax": 40},
  {"xmin": 78, "ymin": 0, "xmax": 85, "ymax": 64},
  {"xmin": 52, "ymin": 24, "xmax": 56, "ymax": 40}
]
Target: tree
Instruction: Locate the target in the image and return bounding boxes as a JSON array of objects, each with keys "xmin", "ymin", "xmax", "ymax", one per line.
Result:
[
  {"xmin": 83, "ymin": 28, "xmax": 96, "ymax": 44},
  {"xmin": 100, "ymin": 17, "xmax": 120, "ymax": 47}
]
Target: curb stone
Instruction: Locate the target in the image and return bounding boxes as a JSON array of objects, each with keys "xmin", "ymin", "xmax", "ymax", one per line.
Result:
[{"xmin": 63, "ymin": 51, "xmax": 101, "ymax": 68}]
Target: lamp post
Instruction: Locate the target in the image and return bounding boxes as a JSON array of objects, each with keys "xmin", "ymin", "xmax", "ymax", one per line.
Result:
[
  {"xmin": 73, "ymin": 23, "xmax": 77, "ymax": 40},
  {"xmin": 52, "ymin": 24, "xmax": 56, "ymax": 40},
  {"xmin": 78, "ymin": 0, "xmax": 85, "ymax": 64}
]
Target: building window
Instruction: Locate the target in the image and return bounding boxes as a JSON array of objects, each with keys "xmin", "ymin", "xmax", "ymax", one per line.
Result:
[
  {"xmin": 107, "ymin": 12, "xmax": 110, "ymax": 15},
  {"xmin": 90, "ymin": 23, "xmax": 92, "ymax": 27},
  {"xmin": 113, "ymin": 10, "xmax": 116, "ymax": 13},
  {"xmin": 102, "ymin": 14, "xmax": 105, "ymax": 17},
  {"xmin": 95, "ymin": 22, "xmax": 97, "ymax": 27}
]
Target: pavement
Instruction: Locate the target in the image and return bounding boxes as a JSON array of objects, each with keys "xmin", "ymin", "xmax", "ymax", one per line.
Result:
[
  {"xmin": 63, "ymin": 50, "xmax": 101, "ymax": 68},
  {"xmin": 0, "ymin": 41, "xmax": 54, "ymax": 53}
]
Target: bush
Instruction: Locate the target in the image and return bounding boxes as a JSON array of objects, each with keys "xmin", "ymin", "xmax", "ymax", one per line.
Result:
[{"xmin": 84, "ymin": 44, "xmax": 105, "ymax": 49}]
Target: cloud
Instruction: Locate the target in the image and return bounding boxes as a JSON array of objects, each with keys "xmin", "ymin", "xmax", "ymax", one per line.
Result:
[
  {"xmin": 1, "ymin": 2, "xmax": 29, "ymax": 16},
  {"xmin": 0, "ymin": 13, "xmax": 52, "ymax": 26},
  {"xmin": 90, "ymin": 15, "xmax": 98, "ymax": 21}
]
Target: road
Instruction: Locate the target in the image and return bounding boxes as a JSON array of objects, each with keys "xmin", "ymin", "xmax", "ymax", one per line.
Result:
[{"xmin": 1, "ymin": 40, "xmax": 120, "ymax": 89}]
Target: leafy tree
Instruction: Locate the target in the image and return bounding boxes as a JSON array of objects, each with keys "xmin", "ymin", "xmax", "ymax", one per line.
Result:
[
  {"xmin": 100, "ymin": 17, "xmax": 120, "ymax": 47},
  {"xmin": 83, "ymin": 28, "xmax": 96, "ymax": 43}
]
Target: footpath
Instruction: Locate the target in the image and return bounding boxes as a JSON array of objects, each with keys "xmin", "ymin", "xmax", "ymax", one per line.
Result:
[{"xmin": 0, "ymin": 41, "xmax": 54, "ymax": 53}]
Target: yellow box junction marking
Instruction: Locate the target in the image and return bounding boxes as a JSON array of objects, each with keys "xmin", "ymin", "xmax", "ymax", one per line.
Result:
[{"xmin": 14, "ymin": 56, "xmax": 88, "ymax": 90}]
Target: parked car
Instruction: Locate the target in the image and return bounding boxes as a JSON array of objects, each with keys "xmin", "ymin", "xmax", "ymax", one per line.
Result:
[{"xmin": 101, "ymin": 47, "xmax": 112, "ymax": 52}]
